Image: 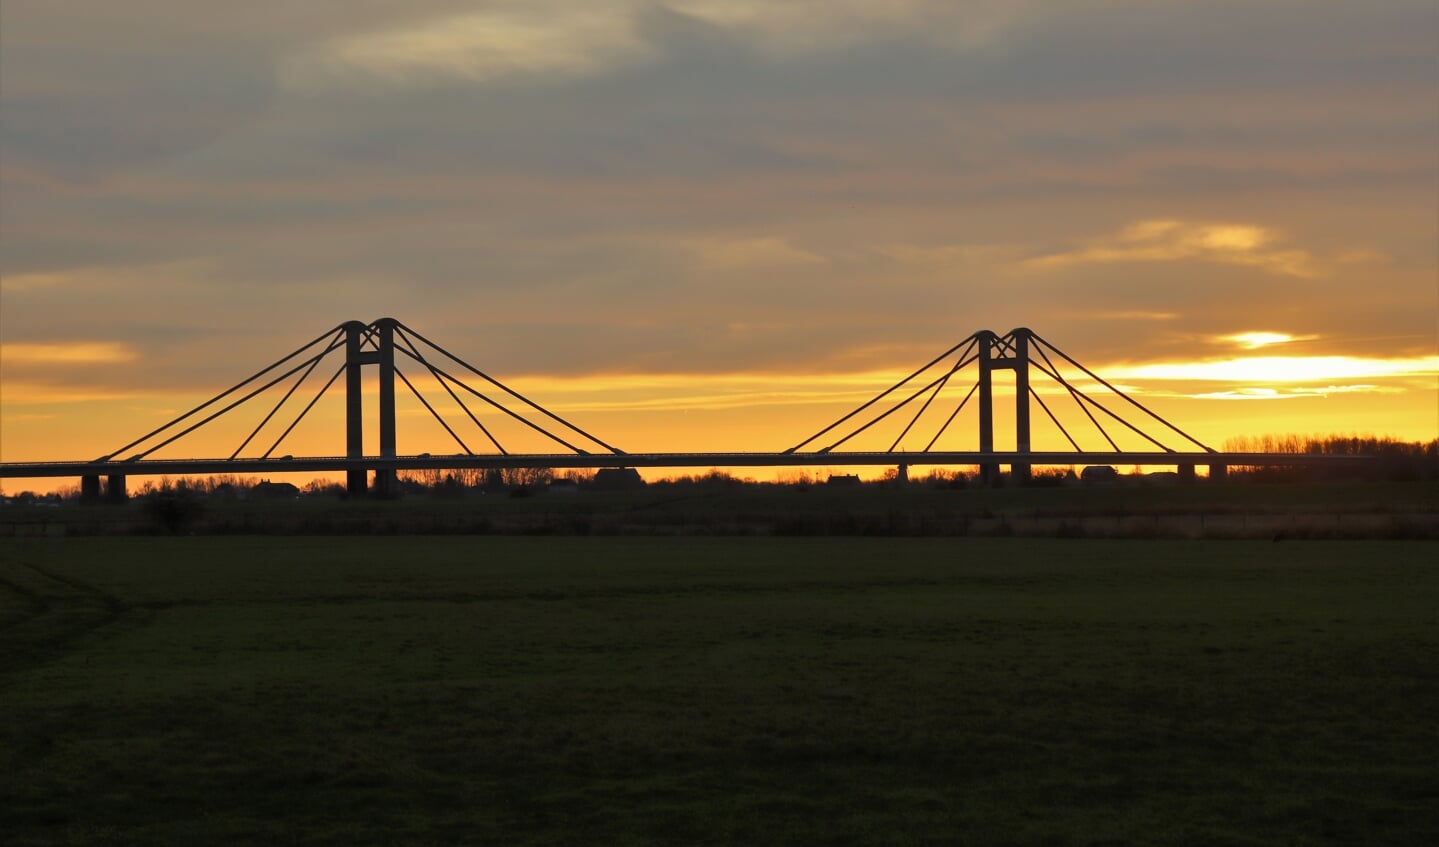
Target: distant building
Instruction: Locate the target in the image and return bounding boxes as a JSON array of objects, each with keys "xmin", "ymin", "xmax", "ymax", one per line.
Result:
[
  {"xmin": 827, "ymin": 474, "xmax": 861, "ymax": 487},
  {"xmin": 1080, "ymin": 465, "xmax": 1119, "ymax": 484},
  {"xmin": 252, "ymin": 480, "xmax": 301, "ymax": 499},
  {"xmin": 592, "ymin": 468, "xmax": 645, "ymax": 491}
]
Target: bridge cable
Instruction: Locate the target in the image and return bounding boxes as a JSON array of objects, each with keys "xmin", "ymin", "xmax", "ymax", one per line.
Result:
[
  {"xmin": 1031, "ymin": 333, "xmax": 1213, "ymax": 452},
  {"xmin": 822, "ymin": 350, "xmax": 979, "ymax": 453},
  {"xmin": 396, "ymin": 323, "xmax": 623, "ymax": 455},
  {"xmin": 123, "ymin": 335, "xmax": 349, "ymax": 461},
  {"xmin": 392, "ymin": 330, "xmax": 505, "ymax": 455},
  {"xmin": 1029, "ymin": 385, "xmax": 1082, "ymax": 452},
  {"xmin": 922, "ymin": 381, "xmax": 980, "ymax": 452},
  {"xmin": 789, "ymin": 334, "xmax": 978, "ymax": 453},
  {"xmin": 1028, "ymin": 352, "xmax": 1163, "ymax": 451},
  {"xmin": 390, "ymin": 341, "xmax": 587, "ymax": 454},
  {"xmin": 102, "ymin": 326, "xmax": 346, "ymax": 461},
  {"xmin": 261, "ymin": 362, "xmax": 347, "ymax": 459},
  {"xmin": 1031, "ymin": 344, "xmax": 1118, "ymax": 451},
  {"xmin": 888, "ymin": 349, "xmax": 972, "ymax": 452},
  {"xmin": 229, "ymin": 337, "xmax": 338, "ymax": 460},
  {"xmin": 393, "ymin": 365, "xmax": 474, "ymax": 456}
]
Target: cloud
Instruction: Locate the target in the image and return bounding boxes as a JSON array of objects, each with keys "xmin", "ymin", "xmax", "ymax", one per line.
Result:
[
  {"xmin": 1088, "ymin": 311, "xmax": 1180, "ymax": 321},
  {"xmin": 1023, "ymin": 219, "xmax": 1320, "ymax": 277},
  {"xmin": 1216, "ymin": 332, "xmax": 1320, "ymax": 350},
  {"xmin": 0, "ymin": 381, "xmax": 141, "ymax": 405},
  {"xmin": 873, "ymin": 243, "xmax": 1027, "ymax": 268},
  {"xmin": 1, "ymin": 0, "xmax": 1434, "ymax": 454},
  {"xmin": 690, "ymin": 236, "xmax": 825, "ymax": 270},
  {"xmin": 1107, "ymin": 355, "xmax": 1439, "ymax": 384},
  {"xmin": 0, "ymin": 271, "xmax": 67, "ymax": 293},
  {"xmin": 280, "ymin": 0, "xmax": 1043, "ymax": 91},
  {"xmin": 285, "ymin": 3, "xmax": 655, "ymax": 88},
  {"xmin": 1190, "ymin": 385, "xmax": 1398, "ymax": 400},
  {"xmin": 2, "ymin": 342, "xmax": 138, "ymax": 365}
]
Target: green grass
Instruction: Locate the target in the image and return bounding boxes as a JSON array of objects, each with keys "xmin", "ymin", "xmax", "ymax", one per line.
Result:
[
  {"xmin": 2, "ymin": 537, "xmax": 1437, "ymax": 845},
  {"xmin": 5, "ymin": 480, "xmax": 1438, "ymax": 538}
]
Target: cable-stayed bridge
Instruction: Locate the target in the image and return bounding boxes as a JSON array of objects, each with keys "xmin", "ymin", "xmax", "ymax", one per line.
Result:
[{"xmin": 0, "ymin": 318, "xmax": 1370, "ymax": 499}]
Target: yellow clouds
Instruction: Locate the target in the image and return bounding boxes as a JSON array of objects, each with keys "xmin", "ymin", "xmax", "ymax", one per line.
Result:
[
  {"xmin": 2, "ymin": 342, "xmax": 137, "ymax": 365},
  {"xmin": 1025, "ymin": 219, "xmax": 1320, "ymax": 277},
  {"xmin": 1218, "ymin": 331, "xmax": 1318, "ymax": 350},
  {"xmin": 507, "ymin": 370, "xmax": 906, "ymax": 414},
  {"xmin": 691, "ymin": 236, "xmax": 824, "ymax": 270},
  {"xmin": 0, "ymin": 271, "xmax": 68, "ymax": 293},
  {"xmin": 873, "ymin": 243, "xmax": 1027, "ymax": 268},
  {"xmin": 1107, "ymin": 355, "xmax": 1439, "ymax": 387},
  {"xmin": 282, "ymin": 1, "xmax": 1029, "ymax": 90},
  {"xmin": 0, "ymin": 382, "xmax": 140, "ymax": 405},
  {"xmin": 1089, "ymin": 311, "xmax": 1180, "ymax": 321},
  {"xmin": 669, "ymin": 1, "xmax": 1016, "ymax": 53},
  {"xmin": 1190, "ymin": 386, "xmax": 1397, "ymax": 401},
  {"xmin": 286, "ymin": 3, "xmax": 652, "ymax": 87}
]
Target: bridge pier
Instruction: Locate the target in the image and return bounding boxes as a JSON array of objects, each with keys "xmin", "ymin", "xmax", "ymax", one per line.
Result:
[
  {"xmin": 373, "ymin": 319, "xmax": 399, "ymax": 499},
  {"xmin": 1209, "ymin": 463, "xmax": 1228, "ymax": 482},
  {"xmin": 345, "ymin": 321, "xmax": 367, "ymax": 497},
  {"xmin": 81, "ymin": 474, "xmax": 101, "ymax": 504},
  {"xmin": 105, "ymin": 474, "xmax": 128, "ymax": 503},
  {"xmin": 1179, "ymin": 464, "xmax": 1196, "ymax": 485}
]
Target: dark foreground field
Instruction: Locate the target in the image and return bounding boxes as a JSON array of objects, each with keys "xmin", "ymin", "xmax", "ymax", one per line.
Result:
[{"xmin": 2, "ymin": 537, "xmax": 1436, "ymax": 845}]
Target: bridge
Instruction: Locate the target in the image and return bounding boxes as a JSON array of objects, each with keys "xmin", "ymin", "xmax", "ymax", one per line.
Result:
[{"xmin": 0, "ymin": 318, "xmax": 1370, "ymax": 499}]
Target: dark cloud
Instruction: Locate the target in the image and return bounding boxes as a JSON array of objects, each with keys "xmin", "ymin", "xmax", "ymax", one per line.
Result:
[{"xmin": 2, "ymin": 0, "xmax": 1435, "ymax": 407}]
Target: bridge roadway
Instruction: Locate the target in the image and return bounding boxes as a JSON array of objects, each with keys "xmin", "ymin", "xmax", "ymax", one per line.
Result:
[{"xmin": 0, "ymin": 451, "xmax": 1371, "ymax": 480}]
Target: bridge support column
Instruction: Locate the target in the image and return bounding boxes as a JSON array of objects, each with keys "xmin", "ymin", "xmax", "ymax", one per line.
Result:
[
  {"xmin": 1178, "ymin": 464, "xmax": 1196, "ymax": 485},
  {"xmin": 374, "ymin": 318, "xmax": 399, "ymax": 499},
  {"xmin": 105, "ymin": 474, "xmax": 127, "ymax": 503},
  {"xmin": 1208, "ymin": 463, "xmax": 1228, "ymax": 482},
  {"xmin": 342, "ymin": 318, "xmax": 402, "ymax": 499},
  {"xmin": 978, "ymin": 329, "xmax": 1033, "ymax": 485},
  {"xmin": 1011, "ymin": 330, "xmax": 1032, "ymax": 485},
  {"xmin": 81, "ymin": 474, "xmax": 101, "ymax": 504},
  {"xmin": 345, "ymin": 321, "xmax": 368, "ymax": 497},
  {"xmin": 977, "ymin": 331, "xmax": 997, "ymax": 484}
]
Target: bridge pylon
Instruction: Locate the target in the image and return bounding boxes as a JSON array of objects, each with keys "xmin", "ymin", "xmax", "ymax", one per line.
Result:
[
  {"xmin": 345, "ymin": 318, "xmax": 402, "ymax": 498},
  {"xmin": 977, "ymin": 328, "xmax": 1034, "ymax": 484},
  {"xmin": 785, "ymin": 326, "xmax": 1215, "ymax": 483},
  {"xmin": 68, "ymin": 317, "xmax": 622, "ymax": 500}
]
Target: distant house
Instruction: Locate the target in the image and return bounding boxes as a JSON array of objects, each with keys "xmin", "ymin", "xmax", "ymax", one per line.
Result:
[
  {"xmin": 592, "ymin": 468, "xmax": 645, "ymax": 491},
  {"xmin": 1080, "ymin": 466, "xmax": 1119, "ymax": 484},
  {"xmin": 827, "ymin": 474, "xmax": 861, "ymax": 487},
  {"xmin": 252, "ymin": 480, "xmax": 301, "ymax": 499}
]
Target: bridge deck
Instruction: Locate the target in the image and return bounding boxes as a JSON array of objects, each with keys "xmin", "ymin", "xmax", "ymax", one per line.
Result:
[{"xmin": 0, "ymin": 452, "xmax": 1372, "ymax": 479}]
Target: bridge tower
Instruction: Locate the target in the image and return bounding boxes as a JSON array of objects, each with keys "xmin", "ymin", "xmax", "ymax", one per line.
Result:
[
  {"xmin": 345, "ymin": 318, "xmax": 399, "ymax": 498},
  {"xmin": 977, "ymin": 328, "xmax": 1033, "ymax": 484}
]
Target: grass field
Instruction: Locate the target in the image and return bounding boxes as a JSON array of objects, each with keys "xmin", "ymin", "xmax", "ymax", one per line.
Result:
[
  {"xmin": 2, "ymin": 537, "xmax": 1437, "ymax": 845},
  {"xmin": 5, "ymin": 480, "xmax": 1438, "ymax": 538}
]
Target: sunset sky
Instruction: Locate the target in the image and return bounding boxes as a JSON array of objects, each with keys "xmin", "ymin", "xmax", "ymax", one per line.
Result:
[{"xmin": 2, "ymin": 1, "xmax": 1436, "ymax": 485}]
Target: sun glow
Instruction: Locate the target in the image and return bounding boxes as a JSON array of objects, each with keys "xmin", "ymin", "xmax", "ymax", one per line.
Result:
[
  {"xmin": 1222, "ymin": 332, "xmax": 1302, "ymax": 349},
  {"xmin": 1109, "ymin": 355, "xmax": 1439, "ymax": 386}
]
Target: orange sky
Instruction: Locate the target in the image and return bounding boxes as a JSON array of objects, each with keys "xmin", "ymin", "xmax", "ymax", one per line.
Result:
[{"xmin": 2, "ymin": 1, "xmax": 1437, "ymax": 491}]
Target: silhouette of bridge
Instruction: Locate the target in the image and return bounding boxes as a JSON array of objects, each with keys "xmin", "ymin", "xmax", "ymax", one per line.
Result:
[{"xmin": 0, "ymin": 318, "xmax": 1369, "ymax": 499}]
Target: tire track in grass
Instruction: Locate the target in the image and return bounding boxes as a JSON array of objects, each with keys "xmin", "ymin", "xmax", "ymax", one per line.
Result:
[{"xmin": 0, "ymin": 558, "xmax": 128, "ymax": 676}]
